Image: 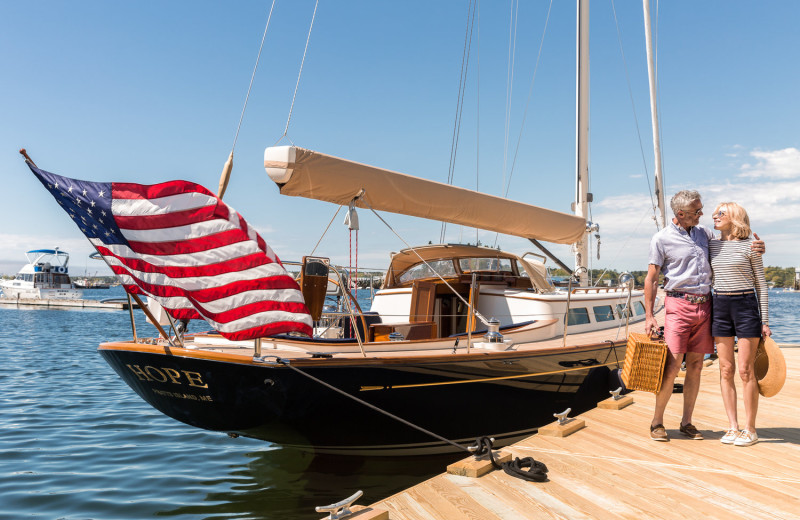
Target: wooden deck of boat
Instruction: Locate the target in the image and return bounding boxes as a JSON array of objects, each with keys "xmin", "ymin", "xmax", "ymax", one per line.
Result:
[{"xmin": 369, "ymin": 343, "xmax": 800, "ymax": 519}]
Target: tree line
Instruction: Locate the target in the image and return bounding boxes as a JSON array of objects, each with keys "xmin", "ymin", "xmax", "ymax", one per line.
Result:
[{"xmin": 548, "ymin": 266, "xmax": 798, "ymax": 288}]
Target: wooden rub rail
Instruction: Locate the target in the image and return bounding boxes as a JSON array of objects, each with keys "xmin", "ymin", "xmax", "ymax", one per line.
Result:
[{"xmin": 367, "ymin": 344, "xmax": 800, "ymax": 519}]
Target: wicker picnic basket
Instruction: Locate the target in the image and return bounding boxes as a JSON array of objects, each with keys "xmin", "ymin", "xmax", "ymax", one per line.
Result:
[{"xmin": 621, "ymin": 332, "xmax": 668, "ymax": 393}]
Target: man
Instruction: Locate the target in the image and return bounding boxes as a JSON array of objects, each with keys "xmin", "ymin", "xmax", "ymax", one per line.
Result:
[{"xmin": 644, "ymin": 190, "xmax": 763, "ymax": 442}]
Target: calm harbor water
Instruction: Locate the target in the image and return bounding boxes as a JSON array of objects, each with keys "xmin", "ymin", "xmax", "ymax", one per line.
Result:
[{"xmin": 1, "ymin": 287, "xmax": 798, "ymax": 519}]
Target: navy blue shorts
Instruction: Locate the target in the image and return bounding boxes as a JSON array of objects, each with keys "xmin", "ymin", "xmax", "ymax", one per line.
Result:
[{"xmin": 711, "ymin": 292, "xmax": 762, "ymax": 338}]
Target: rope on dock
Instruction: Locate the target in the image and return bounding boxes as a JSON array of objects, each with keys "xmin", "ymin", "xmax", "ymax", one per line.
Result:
[
  {"xmin": 472, "ymin": 436, "xmax": 549, "ymax": 482},
  {"xmin": 275, "ymin": 359, "xmax": 471, "ymax": 454},
  {"xmin": 275, "ymin": 359, "xmax": 551, "ymax": 482}
]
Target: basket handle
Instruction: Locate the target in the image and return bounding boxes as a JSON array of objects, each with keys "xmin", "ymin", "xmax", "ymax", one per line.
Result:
[{"xmin": 649, "ymin": 326, "xmax": 665, "ymax": 341}]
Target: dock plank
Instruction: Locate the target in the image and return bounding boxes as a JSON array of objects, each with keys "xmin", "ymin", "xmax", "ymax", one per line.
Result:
[{"xmin": 371, "ymin": 345, "xmax": 800, "ymax": 519}]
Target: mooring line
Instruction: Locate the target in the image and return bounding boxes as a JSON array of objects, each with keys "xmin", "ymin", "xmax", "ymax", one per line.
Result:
[{"xmin": 276, "ymin": 359, "xmax": 471, "ymax": 454}]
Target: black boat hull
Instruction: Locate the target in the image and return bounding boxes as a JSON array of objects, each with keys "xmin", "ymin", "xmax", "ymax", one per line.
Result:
[{"xmin": 99, "ymin": 343, "xmax": 625, "ymax": 455}]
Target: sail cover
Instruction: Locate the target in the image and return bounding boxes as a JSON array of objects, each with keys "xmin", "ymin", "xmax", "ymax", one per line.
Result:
[{"xmin": 265, "ymin": 146, "xmax": 586, "ymax": 244}]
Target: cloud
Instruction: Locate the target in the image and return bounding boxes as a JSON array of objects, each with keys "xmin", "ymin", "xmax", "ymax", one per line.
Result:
[
  {"xmin": 588, "ymin": 147, "xmax": 800, "ymax": 270},
  {"xmin": 738, "ymin": 147, "xmax": 800, "ymax": 179}
]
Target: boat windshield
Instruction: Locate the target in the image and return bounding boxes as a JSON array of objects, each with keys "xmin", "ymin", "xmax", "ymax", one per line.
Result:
[
  {"xmin": 397, "ymin": 259, "xmax": 457, "ymax": 284},
  {"xmin": 458, "ymin": 257, "xmax": 514, "ymax": 274}
]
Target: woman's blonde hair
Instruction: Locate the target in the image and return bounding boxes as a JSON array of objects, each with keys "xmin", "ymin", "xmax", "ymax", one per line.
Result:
[{"xmin": 714, "ymin": 202, "xmax": 751, "ymax": 239}]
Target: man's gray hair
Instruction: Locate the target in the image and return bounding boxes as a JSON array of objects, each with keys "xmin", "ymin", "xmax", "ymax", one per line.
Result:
[{"xmin": 670, "ymin": 190, "xmax": 702, "ymax": 216}]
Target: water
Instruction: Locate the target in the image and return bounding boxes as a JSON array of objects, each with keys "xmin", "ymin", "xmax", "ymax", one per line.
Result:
[
  {"xmin": 1, "ymin": 288, "xmax": 798, "ymax": 519},
  {"xmin": 0, "ymin": 287, "xmax": 458, "ymax": 519}
]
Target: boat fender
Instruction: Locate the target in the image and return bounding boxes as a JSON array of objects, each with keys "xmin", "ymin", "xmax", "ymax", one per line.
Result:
[
  {"xmin": 609, "ymin": 368, "xmax": 632, "ymax": 395},
  {"xmin": 470, "ymin": 436, "xmax": 549, "ymax": 482}
]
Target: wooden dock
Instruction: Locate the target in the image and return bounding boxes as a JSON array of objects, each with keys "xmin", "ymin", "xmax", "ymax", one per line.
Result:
[
  {"xmin": 0, "ymin": 296, "xmax": 137, "ymax": 310},
  {"xmin": 368, "ymin": 344, "xmax": 800, "ymax": 519}
]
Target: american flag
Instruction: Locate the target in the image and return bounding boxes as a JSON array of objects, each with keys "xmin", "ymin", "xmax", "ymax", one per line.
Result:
[{"xmin": 27, "ymin": 162, "xmax": 312, "ymax": 340}]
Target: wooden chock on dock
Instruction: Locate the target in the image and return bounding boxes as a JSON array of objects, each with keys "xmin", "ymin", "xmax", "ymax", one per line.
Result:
[
  {"xmin": 446, "ymin": 450, "xmax": 512, "ymax": 478},
  {"xmin": 597, "ymin": 394, "xmax": 634, "ymax": 409},
  {"xmin": 538, "ymin": 409, "xmax": 585, "ymax": 437},
  {"xmin": 597, "ymin": 388, "xmax": 634, "ymax": 409},
  {"xmin": 538, "ymin": 417, "xmax": 585, "ymax": 437}
]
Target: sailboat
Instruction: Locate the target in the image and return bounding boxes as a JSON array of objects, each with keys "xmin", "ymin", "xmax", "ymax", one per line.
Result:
[{"xmin": 25, "ymin": 1, "xmax": 667, "ymax": 455}]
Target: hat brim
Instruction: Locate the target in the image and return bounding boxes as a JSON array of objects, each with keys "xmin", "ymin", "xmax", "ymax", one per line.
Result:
[{"xmin": 755, "ymin": 336, "xmax": 786, "ymax": 398}]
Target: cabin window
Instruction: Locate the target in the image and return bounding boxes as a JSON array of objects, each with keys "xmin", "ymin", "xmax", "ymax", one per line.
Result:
[
  {"xmin": 593, "ymin": 305, "xmax": 615, "ymax": 322},
  {"xmin": 459, "ymin": 257, "xmax": 513, "ymax": 273},
  {"xmin": 567, "ymin": 307, "xmax": 591, "ymax": 325},
  {"xmin": 398, "ymin": 259, "xmax": 456, "ymax": 284},
  {"xmin": 616, "ymin": 304, "xmax": 632, "ymax": 318},
  {"xmin": 633, "ymin": 301, "xmax": 645, "ymax": 316}
]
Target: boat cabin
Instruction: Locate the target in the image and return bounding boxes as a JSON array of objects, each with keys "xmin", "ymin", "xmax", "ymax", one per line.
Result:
[{"xmin": 367, "ymin": 244, "xmax": 555, "ymax": 340}]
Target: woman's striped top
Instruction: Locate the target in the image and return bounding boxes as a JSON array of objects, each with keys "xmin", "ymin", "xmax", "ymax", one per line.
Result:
[{"xmin": 709, "ymin": 237, "xmax": 769, "ymax": 324}]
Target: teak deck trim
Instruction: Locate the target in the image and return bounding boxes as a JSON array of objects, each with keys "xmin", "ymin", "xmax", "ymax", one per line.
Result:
[{"xmin": 371, "ymin": 344, "xmax": 800, "ymax": 519}]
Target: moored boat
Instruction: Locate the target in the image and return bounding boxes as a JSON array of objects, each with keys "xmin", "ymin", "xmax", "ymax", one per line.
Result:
[
  {"xmin": 22, "ymin": 0, "xmax": 670, "ymax": 456},
  {"xmin": 0, "ymin": 248, "xmax": 82, "ymax": 300},
  {"xmin": 97, "ymin": 242, "xmax": 658, "ymax": 455}
]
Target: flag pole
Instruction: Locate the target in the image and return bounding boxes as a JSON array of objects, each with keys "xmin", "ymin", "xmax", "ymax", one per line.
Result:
[
  {"xmin": 128, "ymin": 292, "xmax": 174, "ymax": 346},
  {"xmin": 19, "ymin": 148, "xmax": 37, "ymax": 167}
]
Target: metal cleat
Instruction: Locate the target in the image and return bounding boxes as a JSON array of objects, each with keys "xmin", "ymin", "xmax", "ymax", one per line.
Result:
[
  {"xmin": 609, "ymin": 387, "xmax": 623, "ymax": 400},
  {"xmin": 467, "ymin": 437, "xmax": 495, "ymax": 453},
  {"xmin": 316, "ymin": 490, "xmax": 363, "ymax": 520},
  {"xmin": 553, "ymin": 408, "xmax": 572, "ymax": 424}
]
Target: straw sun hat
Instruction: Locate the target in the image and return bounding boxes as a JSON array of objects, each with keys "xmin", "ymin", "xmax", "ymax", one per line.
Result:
[{"xmin": 754, "ymin": 336, "xmax": 786, "ymax": 398}]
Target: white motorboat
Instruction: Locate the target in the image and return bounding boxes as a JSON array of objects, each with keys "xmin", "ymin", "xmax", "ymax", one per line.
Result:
[{"xmin": 0, "ymin": 248, "xmax": 83, "ymax": 300}]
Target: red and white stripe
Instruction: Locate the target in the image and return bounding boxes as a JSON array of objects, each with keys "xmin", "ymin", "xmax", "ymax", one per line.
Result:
[{"xmin": 100, "ymin": 180, "xmax": 311, "ymax": 340}]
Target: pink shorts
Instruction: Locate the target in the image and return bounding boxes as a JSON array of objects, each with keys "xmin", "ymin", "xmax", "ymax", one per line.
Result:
[{"xmin": 664, "ymin": 296, "xmax": 714, "ymax": 355}]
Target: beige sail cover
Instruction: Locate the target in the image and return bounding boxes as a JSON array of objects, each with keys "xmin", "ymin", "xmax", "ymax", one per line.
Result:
[{"xmin": 264, "ymin": 146, "xmax": 586, "ymax": 244}]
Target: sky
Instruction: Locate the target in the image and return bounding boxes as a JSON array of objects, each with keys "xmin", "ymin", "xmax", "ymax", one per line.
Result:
[{"xmin": 1, "ymin": 0, "xmax": 798, "ymax": 278}]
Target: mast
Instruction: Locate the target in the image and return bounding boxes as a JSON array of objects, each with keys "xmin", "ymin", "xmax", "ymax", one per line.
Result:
[
  {"xmin": 574, "ymin": 0, "xmax": 591, "ymax": 286},
  {"xmin": 643, "ymin": 0, "xmax": 667, "ymax": 228}
]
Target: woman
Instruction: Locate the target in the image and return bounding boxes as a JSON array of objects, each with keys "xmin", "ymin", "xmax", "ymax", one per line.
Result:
[{"xmin": 709, "ymin": 202, "xmax": 771, "ymax": 447}]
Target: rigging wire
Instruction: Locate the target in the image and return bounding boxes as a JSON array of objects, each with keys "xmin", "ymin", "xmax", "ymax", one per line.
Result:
[
  {"xmin": 475, "ymin": 0, "xmax": 480, "ymax": 246},
  {"xmin": 217, "ymin": 0, "xmax": 277, "ymax": 200},
  {"xmin": 501, "ymin": 0, "xmax": 520, "ymax": 194},
  {"xmin": 231, "ymin": 0, "xmax": 277, "ymax": 153},
  {"xmin": 492, "ymin": 0, "xmax": 554, "ymax": 247},
  {"xmin": 440, "ymin": 0, "xmax": 478, "ymax": 244},
  {"xmin": 309, "ymin": 205, "xmax": 343, "ymax": 257},
  {"xmin": 366, "ymin": 199, "xmax": 490, "ymax": 327},
  {"xmin": 279, "ymin": 0, "xmax": 319, "ymax": 143},
  {"xmin": 591, "ymin": 207, "xmax": 653, "ymax": 284},
  {"xmin": 502, "ymin": 0, "xmax": 554, "ymax": 199},
  {"xmin": 610, "ymin": 0, "xmax": 659, "ymax": 230}
]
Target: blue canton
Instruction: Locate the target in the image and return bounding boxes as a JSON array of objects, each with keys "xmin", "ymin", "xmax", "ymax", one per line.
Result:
[{"xmin": 29, "ymin": 165, "xmax": 129, "ymax": 247}]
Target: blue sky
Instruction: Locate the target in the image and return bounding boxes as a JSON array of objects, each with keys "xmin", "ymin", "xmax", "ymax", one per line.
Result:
[{"xmin": 1, "ymin": 0, "xmax": 798, "ymax": 277}]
